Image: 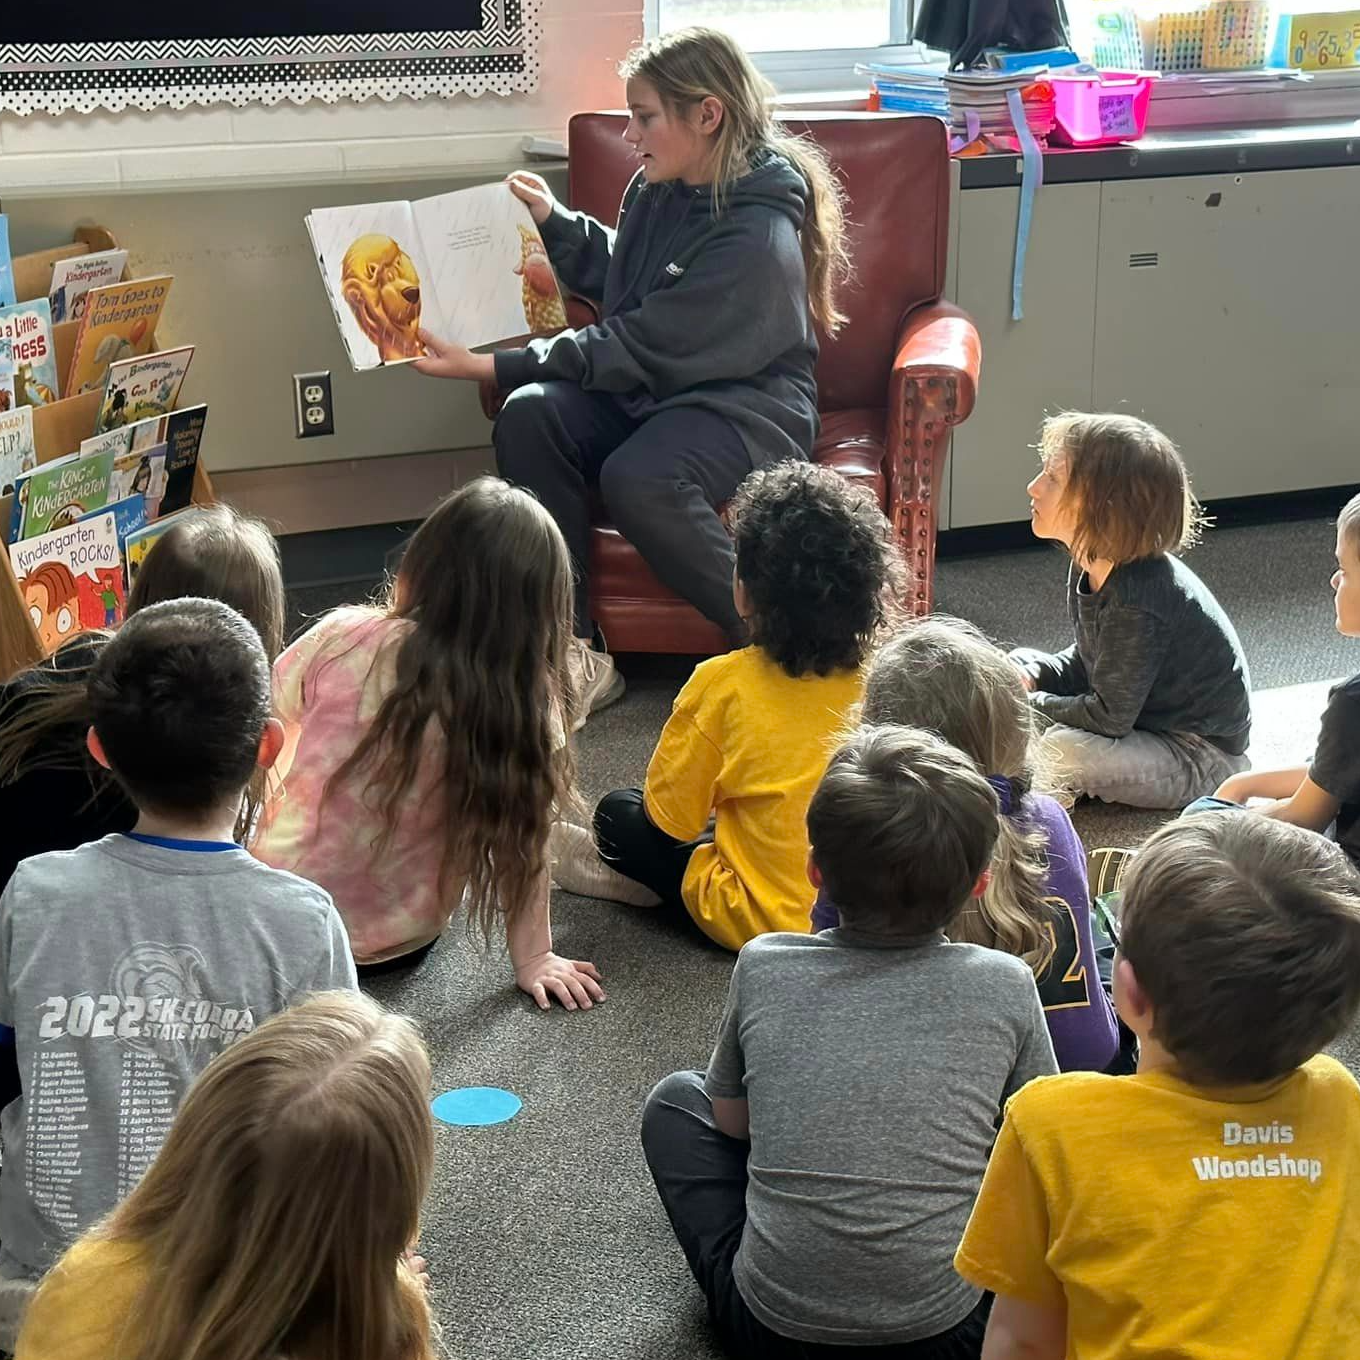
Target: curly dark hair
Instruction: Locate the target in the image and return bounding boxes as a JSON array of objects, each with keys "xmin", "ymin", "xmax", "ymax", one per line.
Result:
[{"xmin": 730, "ymin": 460, "xmax": 903, "ymax": 677}]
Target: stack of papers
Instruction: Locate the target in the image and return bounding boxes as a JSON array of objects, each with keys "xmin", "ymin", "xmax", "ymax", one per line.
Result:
[
  {"xmin": 857, "ymin": 61, "xmax": 950, "ymax": 116},
  {"xmin": 942, "ymin": 69, "xmax": 1056, "ymax": 142}
]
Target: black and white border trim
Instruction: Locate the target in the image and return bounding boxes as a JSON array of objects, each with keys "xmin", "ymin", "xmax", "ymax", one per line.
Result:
[{"xmin": 0, "ymin": 0, "xmax": 537, "ymax": 114}]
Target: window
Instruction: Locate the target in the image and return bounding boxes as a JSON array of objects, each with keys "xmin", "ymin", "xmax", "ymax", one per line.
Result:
[{"xmin": 646, "ymin": 0, "xmax": 924, "ymax": 92}]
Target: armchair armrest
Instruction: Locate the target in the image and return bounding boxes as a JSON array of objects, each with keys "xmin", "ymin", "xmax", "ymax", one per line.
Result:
[
  {"xmin": 891, "ymin": 299, "xmax": 981, "ymax": 420},
  {"xmin": 478, "ymin": 294, "xmax": 602, "ymax": 421},
  {"xmin": 884, "ymin": 299, "xmax": 983, "ymax": 615}
]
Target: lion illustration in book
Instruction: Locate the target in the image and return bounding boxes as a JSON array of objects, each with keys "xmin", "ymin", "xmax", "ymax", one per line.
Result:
[
  {"xmin": 515, "ymin": 225, "xmax": 567, "ymax": 333},
  {"xmin": 340, "ymin": 234, "xmax": 426, "ymax": 362}
]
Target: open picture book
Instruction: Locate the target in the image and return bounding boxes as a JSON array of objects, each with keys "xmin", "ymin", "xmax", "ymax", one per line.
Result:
[{"xmin": 306, "ymin": 182, "xmax": 568, "ymax": 373}]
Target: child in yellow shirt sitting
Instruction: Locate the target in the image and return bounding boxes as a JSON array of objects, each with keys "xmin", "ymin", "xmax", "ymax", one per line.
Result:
[
  {"xmin": 956, "ymin": 810, "xmax": 1360, "ymax": 1360},
  {"xmin": 554, "ymin": 461, "xmax": 900, "ymax": 949}
]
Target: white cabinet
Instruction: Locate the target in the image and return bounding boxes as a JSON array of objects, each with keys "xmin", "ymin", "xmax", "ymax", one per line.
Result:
[{"xmin": 948, "ymin": 163, "xmax": 1360, "ymax": 527}]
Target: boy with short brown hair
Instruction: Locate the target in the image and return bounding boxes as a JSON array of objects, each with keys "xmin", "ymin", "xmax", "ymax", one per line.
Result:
[
  {"xmin": 643, "ymin": 726, "xmax": 1056, "ymax": 1356},
  {"xmin": 956, "ymin": 810, "xmax": 1360, "ymax": 1358}
]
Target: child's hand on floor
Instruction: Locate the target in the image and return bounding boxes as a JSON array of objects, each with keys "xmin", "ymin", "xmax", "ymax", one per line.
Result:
[
  {"xmin": 515, "ymin": 952, "xmax": 605, "ymax": 1011},
  {"xmin": 402, "ymin": 1247, "xmax": 430, "ymax": 1291}
]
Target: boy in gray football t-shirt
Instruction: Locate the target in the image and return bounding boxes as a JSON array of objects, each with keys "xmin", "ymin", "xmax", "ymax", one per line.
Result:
[
  {"xmin": 0, "ymin": 600, "xmax": 357, "ymax": 1279},
  {"xmin": 642, "ymin": 727, "xmax": 1057, "ymax": 1357}
]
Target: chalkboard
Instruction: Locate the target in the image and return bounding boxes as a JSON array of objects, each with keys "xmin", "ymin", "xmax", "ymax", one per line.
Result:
[
  {"xmin": 0, "ymin": 0, "xmax": 537, "ymax": 114},
  {"xmin": 0, "ymin": 2, "xmax": 482, "ymax": 43}
]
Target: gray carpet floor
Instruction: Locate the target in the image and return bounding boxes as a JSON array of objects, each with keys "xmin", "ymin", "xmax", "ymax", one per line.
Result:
[{"xmin": 299, "ymin": 512, "xmax": 1359, "ymax": 1360}]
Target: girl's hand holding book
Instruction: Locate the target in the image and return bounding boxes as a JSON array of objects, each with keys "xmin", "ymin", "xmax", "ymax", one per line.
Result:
[
  {"xmin": 411, "ymin": 329, "xmax": 496, "ymax": 383},
  {"xmin": 505, "ymin": 171, "xmax": 556, "ymax": 227}
]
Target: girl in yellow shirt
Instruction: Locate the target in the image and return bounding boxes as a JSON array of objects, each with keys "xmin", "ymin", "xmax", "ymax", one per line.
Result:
[
  {"xmin": 555, "ymin": 460, "xmax": 902, "ymax": 949},
  {"xmin": 16, "ymin": 993, "xmax": 437, "ymax": 1360}
]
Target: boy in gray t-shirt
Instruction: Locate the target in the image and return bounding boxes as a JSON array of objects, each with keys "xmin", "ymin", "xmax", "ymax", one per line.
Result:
[
  {"xmin": 0, "ymin": 599, "xmax": 357, "ymax": 1280},
  {"xmin": 642, "ymin": 726, "xmax": 1057, "ymax": 1358}
]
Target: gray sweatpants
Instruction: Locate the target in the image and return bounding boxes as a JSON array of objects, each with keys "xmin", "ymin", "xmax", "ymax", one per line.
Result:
[{"xmin": 494, "ymin": 381, "xmax": 752, "ymax": 641}]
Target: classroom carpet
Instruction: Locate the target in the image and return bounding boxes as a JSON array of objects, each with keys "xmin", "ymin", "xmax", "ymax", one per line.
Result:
[{"xmin": 297, "ymin": 512, "xmax": 1359, "ymax": 1360}]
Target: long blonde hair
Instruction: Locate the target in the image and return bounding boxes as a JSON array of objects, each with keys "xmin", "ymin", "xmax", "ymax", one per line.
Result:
[
  {"xmin": 321, "ymin": 477, "xmax": 577, "ymax": 941},
  {"xmin": 620, "ymin": 26, "xmax": 851, "ymax": 333},
  {"xmin": 862, "ymin": 616, "xmax": 1056, "ymax": 974},
  {"xmin": 60, "ymin": 992, "xmax": 437, "ymax": 1360}
]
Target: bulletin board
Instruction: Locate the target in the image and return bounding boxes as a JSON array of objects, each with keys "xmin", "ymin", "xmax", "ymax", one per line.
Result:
[{"xmin": 0, "ymin": 0, "xmax": 538, "ymax": 114}]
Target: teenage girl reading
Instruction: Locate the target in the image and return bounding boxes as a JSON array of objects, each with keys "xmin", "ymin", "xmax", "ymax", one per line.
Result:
[
  {"xmin": 253, "ymin": 477, "xmax": 604, "ymax": 1010},
  {"xmin": 413, "ymin": 27, "xmax": 849, "ymax": 724}
]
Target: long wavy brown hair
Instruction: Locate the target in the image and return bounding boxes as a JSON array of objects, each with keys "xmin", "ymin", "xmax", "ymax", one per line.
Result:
[
  {"xmin": 321, "ymin": 477, "xmax": 576, "ymax": 942},
  {"xmin": 0, "ymin": 504, "xmax": 285, "ymax": 841},
  {"xmin": 28, "ymin": 992, "xmax": 438, "ymax": 1360},
  {"xmin": 621, "ymin": 26, "xmax": 852, "ymax": 333}
]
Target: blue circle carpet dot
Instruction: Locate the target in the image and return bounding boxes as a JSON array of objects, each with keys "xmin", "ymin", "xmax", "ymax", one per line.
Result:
[{"xmin": 431, "ymin": 1087, "xmax": 522, "ymax": 1127}]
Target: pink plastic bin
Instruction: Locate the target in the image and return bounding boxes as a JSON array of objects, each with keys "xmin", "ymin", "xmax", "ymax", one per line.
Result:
[{"xmin": 1050, "ymin": 71, "xmax": 1153, "ymax": 147}]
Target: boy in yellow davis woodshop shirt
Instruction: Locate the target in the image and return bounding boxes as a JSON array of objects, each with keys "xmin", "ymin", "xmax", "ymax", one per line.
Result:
[
  {"xmin": 553, "ymin": 462, "xmax": 900, "ymax": 950},
  {"xmin": 955, "ymin": 810, "xmax": 1360, "ymax": 1360}
]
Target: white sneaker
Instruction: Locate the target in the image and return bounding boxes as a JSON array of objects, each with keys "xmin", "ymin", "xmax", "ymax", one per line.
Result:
[
  {"xmin": 549, "ymin": 821, "xmax": 661, "ymax": 906},
  {"xmin": 568, "ymin": 636, "xmax": 625, "ymax": 731}
]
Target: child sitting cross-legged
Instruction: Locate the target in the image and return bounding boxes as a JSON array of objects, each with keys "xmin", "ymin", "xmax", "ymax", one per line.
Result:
[
  {"xmin": 814, "ymin": 616, "xmax": 1121, "ymax": 1073},
  {"xmin": 0, "ymin": 599, "xmax": 357, "ymax": 1287},
  {"xmin": 642, "ymin": 725, "xmax": 1057, "ymax": 1357},
  {"xmin": 553, "ymin": 460, "xmax": 901, "ymax": 949},
  {"xmin": 957, "ymin": 811, "xmax": 1360, "ymax": 1359},
  {"xmin": 1012, "ymin": 413, "xmax": 1252, "ymax": 809}
]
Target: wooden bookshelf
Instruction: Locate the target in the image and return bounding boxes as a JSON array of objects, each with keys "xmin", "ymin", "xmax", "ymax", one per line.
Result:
[{"xmin": 0, "ymin": 227, "xmax": 213, "ymax": 678}]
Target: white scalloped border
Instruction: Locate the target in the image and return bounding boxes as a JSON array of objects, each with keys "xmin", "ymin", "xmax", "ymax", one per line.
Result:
[{"xmin": 0, "ymin": 1, "xmax": 538, "ymax": 115}]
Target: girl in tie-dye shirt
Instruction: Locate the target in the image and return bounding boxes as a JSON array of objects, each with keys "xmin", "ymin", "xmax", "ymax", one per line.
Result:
[{"xmin": 254, "ymin": 477, "xmax": 604, "ymax": 1011}]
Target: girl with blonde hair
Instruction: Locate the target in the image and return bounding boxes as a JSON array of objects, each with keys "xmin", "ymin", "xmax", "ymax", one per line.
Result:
[
  {"xmin": 15, "ymin": 992, "xmax": 437, "ymax": 1360},
  {"xmin": 414, "ymin": 26, "xmax": 850, "ymax": 721},
  {"xmin": 253, "ymin": 476, "xmax": 604, "ymax": 1009},
  {"xmin": 815, "ymin": 616, "xmax": 1121, "ymax": 1071}
]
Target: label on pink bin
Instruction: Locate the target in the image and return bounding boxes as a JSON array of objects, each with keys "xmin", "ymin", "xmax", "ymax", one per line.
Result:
[{"xmin": 1098, "ymin": 92, "xmax": 1138, "ymax": 138}]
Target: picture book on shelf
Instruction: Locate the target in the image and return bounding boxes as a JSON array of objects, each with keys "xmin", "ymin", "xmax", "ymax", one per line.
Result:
[
  {"xmin": 10, "ymin": 510, "xmax": 125, "ymax": 653},
  {"xmin": 65, "ymin": 274, "xmax": 173, "ymax": 395},
  {"xmin": 0, "ymin": 299, "xmax": 60, "ymax": 408},
  {"xmin": 124, "ymin": 509, "xmax": 191, "ymax": 588},
  {"xmin": 49, "ymin": 248, "xmax": 129, "ymax": 323},
  {"xmin": 14, "ymin": 447, "xmax": 115, "ymax": 542},
  {"xmin": 95, "ymin": 346, "xmax": 194, "ymax": 432},
  {"xmin": 110, "ymin": 444, "xmax": 167, "ymax": 514},
  {"xmin": 80, "ymin": 493, "xmax": 148, "ymax": 554},
  {"xmin": 305, "ymin": 182, "xmax": 567, "ymax": 372},
  {"xmin": 0, "ymin": 216, "xmax": 12, "ymax": 309},
  {"xmin": 0, "ymin": 406, "xmax": 36, "ymax": 497},
  {"xmin": 80, "ymin": 425, "xmax": 134, "ymax": 461},
  {"xmin": 135, "ymin": 403, "xmax": 207, "ymax": 515},
  {"xmin": 0, "ymin": 337, "xmax": 14, "ymax": 413}
]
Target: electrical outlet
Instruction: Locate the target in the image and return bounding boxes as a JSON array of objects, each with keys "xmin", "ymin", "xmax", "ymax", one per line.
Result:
[{"xmin": 293, "ymin": 371, "xmax": 334, "ymax": 438}]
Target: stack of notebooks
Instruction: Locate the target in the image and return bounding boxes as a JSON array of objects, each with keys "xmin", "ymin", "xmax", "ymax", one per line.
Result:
[
  {"xmin": 858, "ymin": 61, "xmax": 951, "ymax": 116},
  {"xmin": 858, "ymin": 64, "xmax": 1056, "ymax": 145},
  {"xmin": 942, "ymin": 69, "xmax": 1057, "ymax": 144}
]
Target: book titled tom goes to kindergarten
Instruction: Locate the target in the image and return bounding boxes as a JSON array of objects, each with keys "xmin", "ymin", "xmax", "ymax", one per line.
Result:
[{"xmin": 305, "ymin": 182, "xmax": 568, "ymax": 372}]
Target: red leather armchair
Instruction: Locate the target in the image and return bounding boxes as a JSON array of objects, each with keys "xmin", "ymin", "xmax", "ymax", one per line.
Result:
[{"xmin": 501, "ymin": 111, "xmax": 981, "ymax": 654}]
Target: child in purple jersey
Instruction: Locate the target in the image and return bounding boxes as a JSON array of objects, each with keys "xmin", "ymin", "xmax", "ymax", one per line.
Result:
[{"xmin": 814, "ymin": 617, "xmax": 1119, "ymax": 1072}]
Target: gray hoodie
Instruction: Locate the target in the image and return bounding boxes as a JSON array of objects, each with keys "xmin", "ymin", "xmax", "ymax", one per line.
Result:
[{"xmin": 493, "ymin": 150, "xmax": 820, "ymax": 466}]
